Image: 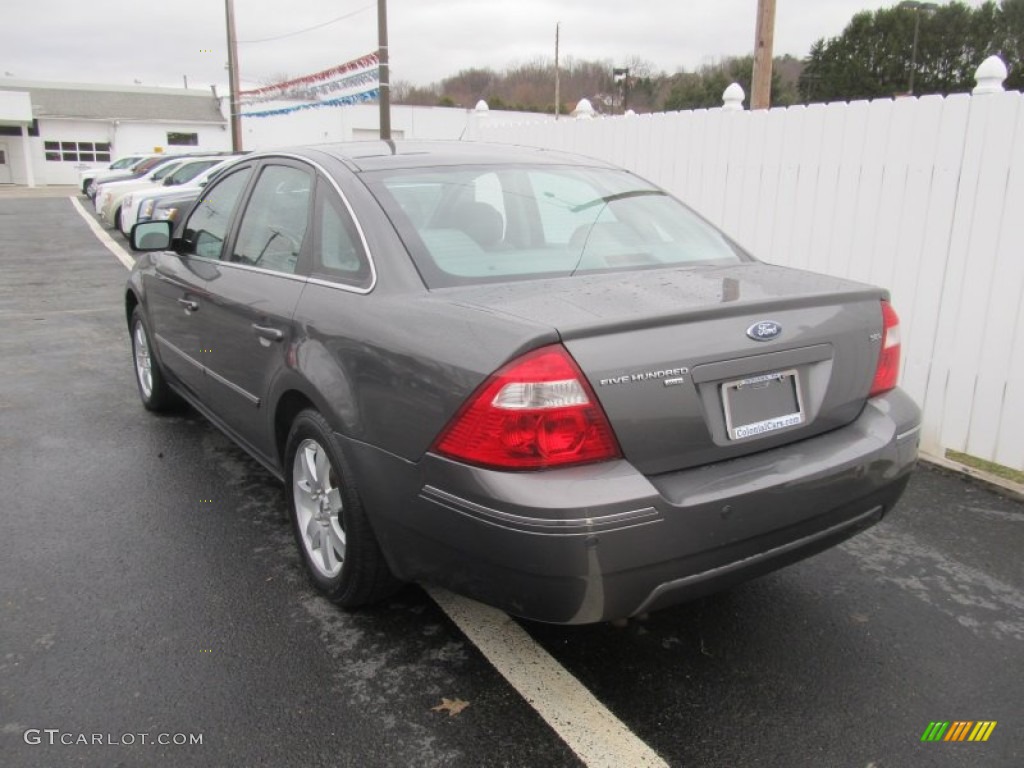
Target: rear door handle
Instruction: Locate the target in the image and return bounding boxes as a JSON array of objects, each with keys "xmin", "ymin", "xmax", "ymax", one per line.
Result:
[
  {"xmin": 251, "ymin": 324, "xmax": 284, "ymax": 342},
  {"xmin": 177, "ymin": 298, "xmax": 199, "ymax": 312}
]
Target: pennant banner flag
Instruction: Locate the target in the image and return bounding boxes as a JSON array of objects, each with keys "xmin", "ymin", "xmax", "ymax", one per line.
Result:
[
  {"xmin": 240, "ymin": 52, "xmax": 379, "ymax": 101},
  {"xmin": 241, "ymin": 88, "xmax": 380, "ymax": 118},
  {"xmin": 240, "ymin": 68, "xmax": 379, "ymax": 106},
  {"xmin": 238, "ymin": 52, "xmax": 380, "ymax": 117}
]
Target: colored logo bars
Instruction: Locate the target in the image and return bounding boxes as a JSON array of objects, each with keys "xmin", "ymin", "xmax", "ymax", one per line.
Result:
[{"xmin": 921, "ymin": 721, "xmax": 997, "ymax": 742}]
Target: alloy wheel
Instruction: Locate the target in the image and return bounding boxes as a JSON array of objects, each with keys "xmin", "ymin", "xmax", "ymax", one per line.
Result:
[{"xmin": 292, "ymin": 438, "xmax": 346, "ymax": 578}]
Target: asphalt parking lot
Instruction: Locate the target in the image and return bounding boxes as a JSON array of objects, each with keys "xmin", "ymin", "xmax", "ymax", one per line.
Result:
[{"xmin": 1, "ymin": 192, "xmax": 1022, "ymax": 767}]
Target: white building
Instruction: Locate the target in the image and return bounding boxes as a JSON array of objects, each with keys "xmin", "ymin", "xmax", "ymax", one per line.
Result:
[
  {"xmin": 0, "ymin": 77, "xmax": 555, "ymax": 186},
  {"xmin": 0, "ymin": 79, "xmax": 229, "ymax": 186},
  {"xmin": 238, "ymin": 101, "xmax": 553, "ymax": 150}
]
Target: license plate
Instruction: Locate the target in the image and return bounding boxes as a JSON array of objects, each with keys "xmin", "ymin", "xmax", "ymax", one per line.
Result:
[{"xmin": 722, "ymin": 369, "xmax": 804, "ymax": 440}]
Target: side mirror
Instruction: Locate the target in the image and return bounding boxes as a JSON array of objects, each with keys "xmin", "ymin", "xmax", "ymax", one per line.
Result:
[
  {"xmin": 130, "ymin": 220, "xmax": 173, "ymax": 252},
  {"xmin": 163, "ymin": 177, "xmax": 174, "ymax": 186}
]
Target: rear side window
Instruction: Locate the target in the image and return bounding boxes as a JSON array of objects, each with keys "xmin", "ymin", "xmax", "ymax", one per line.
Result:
[
  {"xmin": 311, "ymin": 179, "xmax": 370, "ymax": 287},
  {"xmin": 181, "ymin": 166, "xmax": 253, "ymax": 260},
  {"xmin": 365, "ymin": 165, "xmax": 745, "ymax": 288},
  {"xmin": 229, "ymin": 165, "xmax": 312, "ymax": 275}
]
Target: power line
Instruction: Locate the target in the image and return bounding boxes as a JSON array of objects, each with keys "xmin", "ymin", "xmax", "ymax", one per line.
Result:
[{"xmin": 238, "ymin": 4, "xmax": 374, "ymax": 44}]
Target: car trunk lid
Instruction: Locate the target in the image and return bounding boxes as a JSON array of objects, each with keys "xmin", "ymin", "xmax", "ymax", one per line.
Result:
[{"xmin": 439, "ymin": 262, "xmax": 888, "ymax": 475}]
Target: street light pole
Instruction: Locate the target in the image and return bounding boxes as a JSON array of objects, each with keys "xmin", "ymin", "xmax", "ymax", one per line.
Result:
[{"xmin": 377, "ymin": 0, "xmax": 391, "ymax": 141}]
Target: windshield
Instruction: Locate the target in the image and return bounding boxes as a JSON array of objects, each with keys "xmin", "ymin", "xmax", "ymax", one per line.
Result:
[
  {"xmin": 150, "ymin": 163, "xmax": 181, "ymax": 181},
  {"xmin": 168, "ymin": 160, "xmax": 219, "ymax": 185},
  {"xmin": 365, "ymin": 165, "xmax": 746, "ymax": 288},
  {"xmin": 110, "ymin": 157, "xmax": 138, "ymax": 170}
]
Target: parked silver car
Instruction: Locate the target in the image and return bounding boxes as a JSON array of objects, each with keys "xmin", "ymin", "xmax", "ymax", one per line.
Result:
[{"xmin": 125, "ymin": 142, "xmax": 920, "ymax": 624}]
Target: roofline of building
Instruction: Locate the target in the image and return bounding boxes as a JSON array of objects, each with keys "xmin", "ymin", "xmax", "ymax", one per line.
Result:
[
  {"xmin": 35, "ymin": 116, "xmax": 226, "ymax": 125},
  {"xmin": 0, "ymin": 78, "xmax": 217, "ymax": 98}
]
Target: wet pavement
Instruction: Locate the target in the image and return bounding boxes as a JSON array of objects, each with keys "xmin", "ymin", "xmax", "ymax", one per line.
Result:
[{"xmin": 1, "ymin": 196, "xmax": 1021, "ymax": 767}]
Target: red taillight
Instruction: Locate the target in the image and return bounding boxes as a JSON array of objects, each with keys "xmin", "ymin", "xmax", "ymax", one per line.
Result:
[
  {"xmin": 433, "ymin": 345, "xmax": 621, "ymax": 470},
  {"xmin": 869, "ymin": 301, "xmax": 901, "ymax": 397}
]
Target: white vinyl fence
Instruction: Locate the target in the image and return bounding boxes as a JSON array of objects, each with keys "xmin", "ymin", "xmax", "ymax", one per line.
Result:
[{"xmin": 476, "ymin": 60, "xmax": 1024, "ymax": 470}]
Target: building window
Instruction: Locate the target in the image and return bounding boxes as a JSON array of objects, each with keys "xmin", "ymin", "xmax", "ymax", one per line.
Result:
[
  {"xmin": 167, "ymin": 132, "xmax": 198, "ymax": 146},
  {"xmin": 43, "ymin": 140, "xmax": 112, "ymax": 163},
  {"xmin": 0, "ymin": 119, "xmax": 40, "ymax": 137}
]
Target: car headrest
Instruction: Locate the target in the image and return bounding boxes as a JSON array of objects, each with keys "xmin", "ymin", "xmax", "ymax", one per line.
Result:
[{"xmin": 439, "ymin": 201, "xmax": 504, "ymax": 249}]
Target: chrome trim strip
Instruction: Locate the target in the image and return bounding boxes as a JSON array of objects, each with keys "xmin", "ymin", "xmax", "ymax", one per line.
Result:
[
  {"xmin": 205, "ymin": 366, "xmax": 261, "ymax": 407},
  {"xmin": 154, "ymin": 334, "xmax": 203, "ymax": 371},
  {"xmin": 240, "ymin": 151, "xmax": 377, "ymax": 295},
  {"xmin": 896, "ymin": 424, "xmax": 922, "ymax": 441},
  {"xmin": 187, "ymin": 255, "xmax": 310, "ymax": 284},
  {"xmin": 154, "ymin": 333, "xmax": 260, "ymax": 406},
  {"xmin": 420, "ymin": 485, "xmax": 660, "ymax": 535}
]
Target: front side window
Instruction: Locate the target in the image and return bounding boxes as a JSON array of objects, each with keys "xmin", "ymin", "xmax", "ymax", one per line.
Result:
[
  {"xmin": 365, "ymin": 165, "xmax": 746, "ymax": 288},
  {"xmin": 181, "ymin": 166, "xmax": 253, "ymax": 260},
  {"xmin": 229, "ymin": 165, "xmax": 312, "ymax": 275}
]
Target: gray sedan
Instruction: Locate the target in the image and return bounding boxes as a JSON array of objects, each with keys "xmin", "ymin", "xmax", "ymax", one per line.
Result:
[{"xmin": 125, "ymin": 142, "xmax": 920, "ymax": 624}]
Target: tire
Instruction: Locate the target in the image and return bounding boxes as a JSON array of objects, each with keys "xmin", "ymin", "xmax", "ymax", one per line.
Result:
[
  {"xmin": 285, "ymin": 409, "xmax": 400, "ymax": 608},
  {"xmin": 130, "ymin": 307, "xmax": 177, "ymax": 412}
]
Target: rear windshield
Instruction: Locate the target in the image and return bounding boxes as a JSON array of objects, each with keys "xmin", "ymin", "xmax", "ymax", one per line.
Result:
[{"xmin": 364, "ymin": 164, "xmax": 746, "ymax": 288}]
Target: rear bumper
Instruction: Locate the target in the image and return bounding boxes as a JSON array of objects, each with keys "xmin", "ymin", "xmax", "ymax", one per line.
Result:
[{"xmin": 344, "ymin": 388, "xmax": 921, "ymax": 624}]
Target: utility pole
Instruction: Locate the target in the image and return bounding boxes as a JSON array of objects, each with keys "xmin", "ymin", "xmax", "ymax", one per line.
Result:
[
  {"xmin": 224, "ymin": 0, "xmax": 242, "ymax": 151},
  {"xmin": 751, "ymin": 0, "xmax": 776, "ymax": 110},
  {"xmin": 554, "ymin": 22, "xmax": 561, "ymax": 120},
  {"xmin": 909, "ymin": 8, "xmax": 922, "ymax": 95},
  {"xmin": 378, "ymin": 0, "xmax": 391, "ymax": 140},
  {"xmin": 899, "ymin": 1, "xmax": 938, "ymax": 95},
  {"xmin": 613, "ymin": 68, "xmax": 630, "ymax": 113}
]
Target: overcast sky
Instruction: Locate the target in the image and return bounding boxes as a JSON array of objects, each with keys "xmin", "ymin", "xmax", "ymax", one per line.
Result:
[{"xmin": 2, "ymin": 0, "xmax": 992, "ymax": 91}]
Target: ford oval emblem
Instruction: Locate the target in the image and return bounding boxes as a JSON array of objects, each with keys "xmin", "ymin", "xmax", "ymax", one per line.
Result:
[{"xmin": 747, "ymin": 320, "xmax": 782, "ymax": 341}]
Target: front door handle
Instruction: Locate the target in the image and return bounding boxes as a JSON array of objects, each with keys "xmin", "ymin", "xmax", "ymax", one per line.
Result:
[
  {"xmin": 177, "ymin": 298, "xmax": 199, "ymax": 312},
  {"xmin": 251, "ymin": 324, "xmax": 284, "ymax": 342}
]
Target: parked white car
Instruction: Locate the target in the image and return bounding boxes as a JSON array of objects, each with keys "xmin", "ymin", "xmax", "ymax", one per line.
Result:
[
  {"xmin": 94, "ymin": 160, "xmax": 188, "ymax": 226},
  {"xmin": 119, "ymin": 155, "xmax": 244, "ymax": 234},
  {"xmin": 82, "ymin": 155, "xmax": 164, "ymax": 197}
]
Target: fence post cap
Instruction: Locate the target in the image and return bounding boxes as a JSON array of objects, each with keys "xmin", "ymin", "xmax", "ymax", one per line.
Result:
[
  {"xmin": 973, "ymin": 55, "xmax": 1008, "ymax": 95},
  {"xmin": 723, "ymin": 82, "xmax": 745, "ymax": 111},
  {"xmin": 573, "ymin": 98, "xmax": 596, "ymax": 119}
]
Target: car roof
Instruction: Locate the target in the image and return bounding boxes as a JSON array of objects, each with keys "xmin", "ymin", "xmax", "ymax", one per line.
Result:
[{"xmin": 249, "ymin": 140, "xmax": 618, "ymax": 173}]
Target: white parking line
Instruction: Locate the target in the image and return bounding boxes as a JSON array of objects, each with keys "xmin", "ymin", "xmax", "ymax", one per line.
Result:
[
  {"xmin": 69, "ymin": 196, "xmax": 135, "ymax": 270},
  {"xmin": 72, "ymin": 199, "xmax": 666, "ymax": 767},
  {"xmin": 428, "ymin": 587, "xmax": 668, "ymax": 768}
]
